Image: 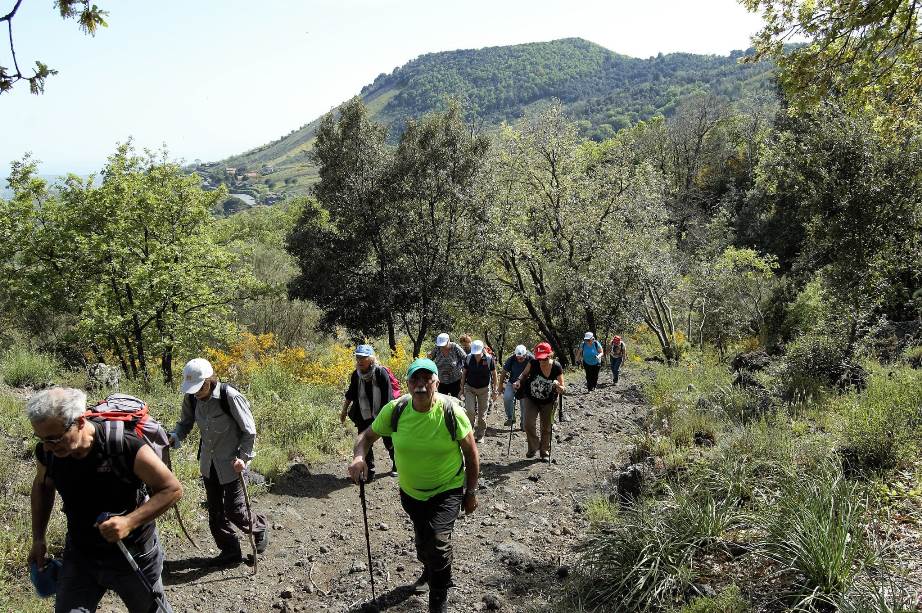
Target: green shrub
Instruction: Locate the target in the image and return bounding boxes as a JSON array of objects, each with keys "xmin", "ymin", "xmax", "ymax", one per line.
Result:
[
  {"xmin": 572, "ymin": 488, "xmax": 740, "ymax": 612},
  {"xmin": 573, "ymin": 504, "xmax": 697, "ymax": 612},
  {"xmin": 761, "ymin": 464, "xmax": 872, "ymax": 609},
  {"xmin": 585, "ymin": 494, "xmax": 618, "ymax": 525},
  {"xmin": 839, "ymin": 368, "xmax": 922, "ymax": 473},
  {"xmin": 902, "ymin": 344, "xmax": 922, "ymax": 368},
  {"xmin": 768, "ymin": 333, "xmax": 847, "ymax": 401},
  {"xmin": 679, "ymin": 585, "xmax": 751, "ymax": 613},
  {"xmin": 0, "ymin": 347, "xmax": 59, "ymax": 388}
]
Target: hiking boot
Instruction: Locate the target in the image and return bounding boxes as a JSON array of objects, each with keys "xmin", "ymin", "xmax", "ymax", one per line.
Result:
[
  {"xmin": 503, "ymin": 418, "xmax": 514, "ymax": 426},
  {"xmin": 539, "ymin": 454, "xmax": 550, "ymax": 463},
  {"xmin": 429, "ymin": 588, "xmax": 449, "ymax": 613},
  {"xmin": 526, "ymin": 449, "xmax": 536, "ymax": 458},
  {"xmin": 255, "ymin": 525, "xmax": 270, "ymax": 554},
  {"xmin": 411, "ymin": 568, "xmax": 430, "ymax": 594},
  {"xmin": 208, "ymin": 548, "xmax": 242, "ymax": 567}
]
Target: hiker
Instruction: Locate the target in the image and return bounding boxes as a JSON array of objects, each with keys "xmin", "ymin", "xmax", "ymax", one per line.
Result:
[
  {"xmin": 169, "ymin": 358, "xmax": 269, "ymax": 566},
  {"xmin": 348, "ymin": 358, "xmax": 480, "ymax": 613},
  {"xmin": 26, "ymin": 387, "xmax": 181, "ymax": 612},
  {"xmin": 459, "ymin": 339, "xmax": 498, "ymax": 442},
  {"xmin": 609, "ymin": 335, "xmax": 627, "ymax": 385},
  {"xmin": 578, "ymin": 331, "xmax": 604, "ymax": 392},
  {"xmin": 340, "ymin": 344, "xmax": 396, "ymax": 478},
  {"xmin": 499, "ymin": 344, "xmax": 533, "ymax": 430},
  {"xmin": 513, "ymin": 342, "xmax": 565, "ymax": 462},
  {"xmin": 428, "ymin": 332, "xmax": 467, "ymax": 398},
  {"xmin": 458, "ymin": 334, "xmax": 472, "ymax": 354}
]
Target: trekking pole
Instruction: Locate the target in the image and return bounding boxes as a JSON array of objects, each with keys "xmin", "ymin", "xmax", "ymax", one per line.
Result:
[
  {"xmin": 95, "ymin": 513, "xmax": 170, "ymax": 613},
  {"xmin": 506, "ymin": 416, "xmax": 513, "ymax": 458},
  {"xmin": 238, "ymin": 473, "xmax": 258, "ymax": 576},
  {"xmin": 358, "ymin": 479, "xmax": 378, "ymax": 608}
]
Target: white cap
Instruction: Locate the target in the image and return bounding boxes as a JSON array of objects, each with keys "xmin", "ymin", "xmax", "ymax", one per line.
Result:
[
  {"xmin": 471, "ymin": 340, "xmax": 484, "ymax": 355},
  {"xmin": 514, "ymin": 344, "xmax": 527, "ymax": 356},
  {"xmin": 180, "ymin": 358, "xmax": 214, "ymax": 394},
  {"xmin": 584, "ymin": 331, "xmax": 594, "ymax": 340},
  {"xmin": 435, "ymin": 333, "xmax": 450, "ymax": 347}
]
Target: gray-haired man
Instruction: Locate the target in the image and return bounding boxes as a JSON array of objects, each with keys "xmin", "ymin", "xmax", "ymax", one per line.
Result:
[{"xmin": 27, "ymin": 387, "xmax": 181, "ymax": 613}]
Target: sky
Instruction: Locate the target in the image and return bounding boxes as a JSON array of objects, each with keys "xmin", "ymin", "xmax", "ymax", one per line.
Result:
[{"xmin": 0, "ymin": 0, "xmax": 766, "ymax": 175}]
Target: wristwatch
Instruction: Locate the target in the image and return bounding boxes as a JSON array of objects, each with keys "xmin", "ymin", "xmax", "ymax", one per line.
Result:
[{"xmin": 463, "ymin": 489, "xmax": 477, "ymax": 500}]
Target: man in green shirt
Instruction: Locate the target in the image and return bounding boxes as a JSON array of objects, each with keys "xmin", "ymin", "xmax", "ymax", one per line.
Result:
[{"xmin": 349, "ymin": 358, "xmax": 480, "ymax": 613}]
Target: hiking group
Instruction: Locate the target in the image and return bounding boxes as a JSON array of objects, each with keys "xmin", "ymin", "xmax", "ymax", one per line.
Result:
[
  {"xmin": 23, "ymin": 330, "xmax": 625, "ymax": 612},
  {"xmin": 343, "ymin": 331, "xmax": 625, "ymax": 611}
]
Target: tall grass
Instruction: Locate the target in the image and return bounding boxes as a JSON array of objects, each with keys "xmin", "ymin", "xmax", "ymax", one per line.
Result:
[
  {"xmin": 839, "ymin": 367, "xmax": 922, "ymax": 473},
  {"xmin": 762, "ymin": 463, "xmax": 873, "ymax": 610},
  {"xmin": 0, "ymin": 347, "xmax": 59, "ymax": 388}
]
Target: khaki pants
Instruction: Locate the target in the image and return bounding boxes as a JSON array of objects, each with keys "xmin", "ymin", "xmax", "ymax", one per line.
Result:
[
  {"xmin": 524, "ymin": 397, "xmax": 555, "ymax": 458},
  {"xmin": 464, "ymin": 384, "xmax": 490, "ymax": 439}
]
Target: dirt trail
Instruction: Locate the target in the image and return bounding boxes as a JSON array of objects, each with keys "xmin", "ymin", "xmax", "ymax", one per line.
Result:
[{"xmin": 104, "ymin": 369, "xmax": 648, "ymax": 613}]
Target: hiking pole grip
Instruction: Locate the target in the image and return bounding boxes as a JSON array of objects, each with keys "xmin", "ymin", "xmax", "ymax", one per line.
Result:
[
  {"xmin": 95, "ymin": 513, "xmax": 169, "ymax": 613},
  {"xmin": 358, "ymin": 479, "xmax": 377, "ymax": 604}
]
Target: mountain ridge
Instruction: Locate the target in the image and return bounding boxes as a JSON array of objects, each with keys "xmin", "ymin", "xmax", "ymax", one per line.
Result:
[{"xmin": 198, "ymin": 37, "xmax": 774, "ymax": 202}]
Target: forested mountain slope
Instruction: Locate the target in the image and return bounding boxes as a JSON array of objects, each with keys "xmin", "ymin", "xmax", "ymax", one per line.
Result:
[{"xmin": 201, "ymin": 37, "xmax": 774, "ymax": 200}]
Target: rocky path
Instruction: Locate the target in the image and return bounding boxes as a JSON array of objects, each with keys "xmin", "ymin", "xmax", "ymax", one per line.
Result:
[{"xmin": 107, "ymin": 369, "xmax": 648, "ymax": 613}]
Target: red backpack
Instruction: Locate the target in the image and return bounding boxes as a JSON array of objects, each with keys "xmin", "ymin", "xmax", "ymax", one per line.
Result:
[
  {"xmin": 381, "ymin": 365, "xmax": 403, "ymax": 399},
  {"xmin": 86, "ymin": 394, "xmax": 172, "ymax": 477}
]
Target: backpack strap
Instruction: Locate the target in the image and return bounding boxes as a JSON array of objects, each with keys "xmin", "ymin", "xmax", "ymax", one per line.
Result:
[
  {"xmin": 390, "ymin": 394, "xmax": 412, "ymax": 433},
  {"xmin": 390, "ymin": 393, "xmax": 459, "ymax": 441}
]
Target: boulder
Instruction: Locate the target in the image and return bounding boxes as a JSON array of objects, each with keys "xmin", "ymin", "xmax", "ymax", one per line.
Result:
[{"xmin": 86, "ymin": 362, "xmax": 120, "ymax": 390}]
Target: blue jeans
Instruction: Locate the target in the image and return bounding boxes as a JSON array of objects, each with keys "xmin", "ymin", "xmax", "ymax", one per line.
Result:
[
  {"xmin": 503, "ymin": 382, "xmax": 525, "ymax": 429},
  {"xmin": 610, "ymin": 357, "xmax": 624, "ymax": 383}
]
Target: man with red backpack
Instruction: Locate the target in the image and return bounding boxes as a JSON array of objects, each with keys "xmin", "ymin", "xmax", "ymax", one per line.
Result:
[
  {"xmin": 170, "ymin": 358, "xmax": 269, "ymax": 567},
  {"xmin": 340, "ymin": 344, "xmax": 398, "ymax": 479},
  {"xmin": 26, "ymin": 387, "xmax": 182, "ymax": 612}
]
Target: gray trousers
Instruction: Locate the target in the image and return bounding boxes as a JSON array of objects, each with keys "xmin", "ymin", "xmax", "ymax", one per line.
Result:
[{"xmin": 55, "ymin": 533, "xmax": 172, "ymax": 613}]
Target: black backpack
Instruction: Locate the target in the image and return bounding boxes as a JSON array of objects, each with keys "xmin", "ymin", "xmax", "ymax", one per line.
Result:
[
  {"xmin": 186, "ymin": 382, "xmax": 237, "ymax": 418},
  {"xmin": 390, "ymin": 393, "xmax": 461, "ymax": 440}
]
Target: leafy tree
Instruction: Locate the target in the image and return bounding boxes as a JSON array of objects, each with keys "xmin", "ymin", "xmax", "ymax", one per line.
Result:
[
  {"xmin": 488, "ymin": 103, "xmax": 670, "ymax": 364},
  {"xmin": 744, "ymin": 0, "xmax": 922, "ymax": 122},
  {"xmin": 287, "ymin": 98, "xmax": 401, "ymax": 349},
  {"xmin": 751, "ymin": 104, "xmax": 922, "ymax": 355},
  {"xmin": 1, "ymin": 0, "xmax": 108, "ymax": 94},
  {"xmin": 0, "ymin": 144, "xmax": 246, "ymax": 382},
  {"xmin": 387, "ymin": 101, "xmax": 491, "ymax": 355}
]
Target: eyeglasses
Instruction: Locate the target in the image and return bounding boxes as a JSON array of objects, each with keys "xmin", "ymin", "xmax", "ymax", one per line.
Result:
[{"xmin": 34, "ymin": 419, "xmax": 76, "ymax": 445}]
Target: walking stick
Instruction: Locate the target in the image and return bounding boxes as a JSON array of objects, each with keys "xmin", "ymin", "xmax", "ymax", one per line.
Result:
[
  {"xmin": 239, "ymin": 473, "xmax": 258, "ymax": 575},
  {"xmin": 95, "ymin": 513, "xmax": 170, "ymax": 613},
  {"xmin": 506, "ymin": 417, "xmax": 513, "ymax": 458},
  {"xmin": 358, "ymin": 479, "xmax": 378, "ymax": 608}
]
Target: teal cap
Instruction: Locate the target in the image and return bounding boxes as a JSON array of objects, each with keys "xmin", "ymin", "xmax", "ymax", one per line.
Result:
[{"xmin": 406, "ymin": 358, "xmax": 438, "ymax": 379}]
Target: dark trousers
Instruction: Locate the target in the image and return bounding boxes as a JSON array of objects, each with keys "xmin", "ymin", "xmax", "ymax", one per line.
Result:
[
  {"xmin": 400, "ymin": 487, "xmax": 463, "ymax": 608},
  {"xmin": 439, "ymin": 379, "xmax": 462, "ymax": 398},
  {"xmin": 203, "ymin": 463, "xmax": 268, "ymax": 554},
  {"xmin": 584, "ymin": 363, "xmax": 601, "ymax": 391},
  {"xmin": 610, "ymin": 356, "xmax": 624, "ymax": 383},
  {"xmin": 56, "ymin": 532, "xmax": 172, "ymax": 613},
  {"xmin": 352, "ymin": 416, "xmax": 394, "ymax": 473}
]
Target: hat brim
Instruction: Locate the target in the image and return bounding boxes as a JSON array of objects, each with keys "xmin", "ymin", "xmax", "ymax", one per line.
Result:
[
  {"xmin": 180, "ymin": 378, "xmax": 205, "ymax": 395},
  {"xmin": 535, "ymin": 352, "xmax": 552, "ymax": 359},
  {"xmin": 407, "ymin": 365, "xmax": 438, "ymax": 378}
]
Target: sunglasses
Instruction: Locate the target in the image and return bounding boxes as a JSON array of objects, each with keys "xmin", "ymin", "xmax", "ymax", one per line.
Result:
[{"xmin": 34, "ymin": 419, "xmax": 76, "ymax": 445}]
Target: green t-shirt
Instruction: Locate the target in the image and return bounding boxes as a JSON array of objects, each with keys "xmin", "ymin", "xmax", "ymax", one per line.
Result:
[{"xmin": 371, "ymin": 395, "xmax": 472, "ymax": 501}]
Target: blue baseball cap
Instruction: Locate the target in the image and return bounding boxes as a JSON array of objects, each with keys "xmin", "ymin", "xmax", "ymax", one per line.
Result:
[
  {"xmin": 30, "ymin": 559, "xmax": 62, "ymax": 598},
  {"xmin": 406, "ymin": 358, "xmax": 438, "ymax": 379},
  {"xmin": 354, "ymin": 344, "xmax": 375, "ymax": 357}
]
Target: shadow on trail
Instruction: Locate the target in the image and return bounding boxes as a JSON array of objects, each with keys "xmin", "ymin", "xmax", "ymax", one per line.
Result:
[
  {"xmin": 269, "ymin": 463, "xmax": 354, "ymax": 498},
  {"xmin": 162, "ymin": 556, "xmax": 254, "ymax": 586},
  {"xmin": 347, "ymin": 584, "xmax": 417, "ymax": 611}
]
